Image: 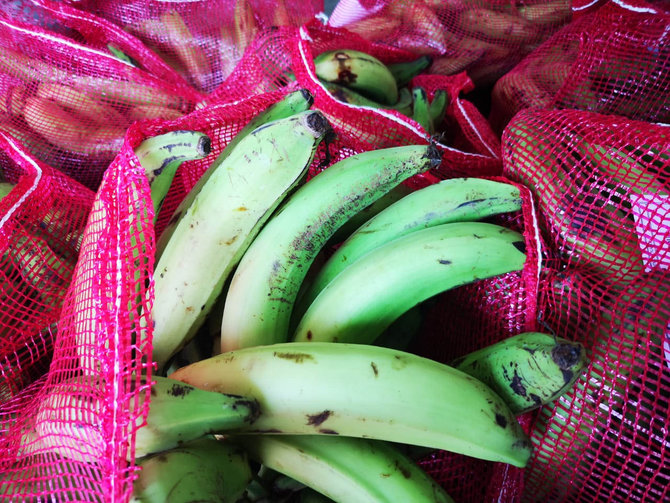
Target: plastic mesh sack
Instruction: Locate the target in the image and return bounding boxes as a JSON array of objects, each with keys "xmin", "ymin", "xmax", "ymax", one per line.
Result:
[
  {"xmin": 208, "ymin": 20, "xmax": 505, "ymax": 178},
  {"xmin": 501, "ymin": 107, "xmax": 670, "ymax": 502},
  {"xmin": 489, "ymin": 0, "xmax": 670, "ymax": 134},
  {"xmin": 65, "ymin": 0, "xmax": 322, "ymax": 94},
  {"xmin": 327, "ymin": 0, "xmax": 575, "ymax": 88},
  {"xmin": 0, "ymin": 10, "xmax": 202, "ymax": 190}
]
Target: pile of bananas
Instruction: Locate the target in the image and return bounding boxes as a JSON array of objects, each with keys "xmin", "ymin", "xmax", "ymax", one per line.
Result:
[
  {"xmin": 0, "ymin": 88, "xmax": 592, "ymax": 502},
  {"xmin": 306, "ymin": 49, "xmax": 448, "ymax": 136}
]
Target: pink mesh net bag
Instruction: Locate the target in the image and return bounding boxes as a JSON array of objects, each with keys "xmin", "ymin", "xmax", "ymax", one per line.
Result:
[
  {"xmin": 65, "ymin": 0, "xmax": 322, "ymax": 94},
  {"xmin": 489, "ymin": 0, "xmax": 670, "ymax": 134},
  {"xmin": 0, "ymin": 8, "xmax": 202, "ymax": 190},
  {"xmin": 209, "ymin": 20, "xmax": 505, "ymax": 179},
  {"xmin": 502, "ymin": 107, "xmax": 670, "ymax": 502},
  {"xmin": 327, "ymin": 0, "xmax": 577, "ymax": 87}
]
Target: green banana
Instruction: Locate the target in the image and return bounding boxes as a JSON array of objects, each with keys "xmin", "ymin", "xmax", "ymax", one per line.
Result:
[
  {"xmin": 294, "ymin": 177, "xmax": 523, "ymax": 320},
  {"xmin": 131, "ymin": 436, "xmax": 252, "ymax": 503},
  {"xmin": 313, "ymin": 49, "xmax": 399, "ymax": 105},
  {"xmin": 219, "ymin": 144, "xmax": 442, "ymax": 352},
  {"xmin": 411, "ymin": 87, "xmax": 433, "ymax": 133},
  {"xmin": 155, "ymin": 88, "xmax": 314, "ymax": 251},
  {"xmin": 133, "ymin": 130, "xmax": 212, "ymax": 221},
  {"xmin": 0, "ymin": 181, "xmax": 14, "ymax": 200},
  {"xmin": 25, "ymin": 374, "xmax": 259, "ymax": 463},
  {"xmin": 233, "ymin": 434, "xmax": 454, "ymax": 503},
  {"xmin": 148, "ymin": 110, "xmax": 331, "ymax": 371},
  {"xmin": 292, "ymin": 222, "xmax": 527, "ymax": 345},
  {"xmin": 428, "ymin": 89, "xmax": 448, "ymax": 132},
  {"xmin": 387, "ymin": 55, "xmax": 433, "ymax": 88},
  {"xmin": 321, "ymin": 81, "xmax": 413, "ymax": 116},
  {"xmin": 168, "ymin": 341, "xmax": 532, "ymax": 467},
  {"xmin": 451, "ymin": 332, "xmax": 589, "ymax": 415}
]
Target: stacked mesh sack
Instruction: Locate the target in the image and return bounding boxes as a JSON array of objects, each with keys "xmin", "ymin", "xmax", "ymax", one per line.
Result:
[{"xmin": 0, "ymin": 0, "xmax": 667, "ymax": 502}]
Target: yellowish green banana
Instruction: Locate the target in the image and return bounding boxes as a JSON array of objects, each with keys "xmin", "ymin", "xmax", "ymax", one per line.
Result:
[
  {"xmin": 233, "ymin": 434, "xmax": 455, "ymax": 503},
  {"xmin": 131, "ymin": 436, "xmax": 252, "ymax": 503},
  {"xmin": 149, "ymin": 110, "xmax": 330, "ymax": 371},
  {"xmin": 292, "ymin": 222, "xmax": 527, "ymax": 345},
  {"xmin": 169, "ymin": 342, "xmax": 532, "ymax": 467},
  {"xmin": 219, "ymin": 144, "xmax": 442, "ymax": 352}
]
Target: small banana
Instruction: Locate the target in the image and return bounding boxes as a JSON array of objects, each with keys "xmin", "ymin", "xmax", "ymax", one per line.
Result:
[
  {"xmin": 133, "ymin": 130, "xmax": 212, "ymax": 221},
  {"xmin": 428, "ymin": 89, "xmax": 448, "ymax": 132},
  {"xmin": 313, "ymin": 49, "xmax": 399, "ymax": 105},
  {"xmin": 219, "ymin": 144, "xmax": 442, "ymax": 352},
  {"xmin": 233, "ymin": 434, "xmax": 454, "ymax": 503},
  {"xmin": 149, "ymin": 110, "xmax": 331, "ymax": 371},
  {"xmin": 294, "ymin": 177, "xmax": 522, "ymax": 319},
  {"xmin": 411, "ymin": 87, "xmax": 434, "ymax": 133},
  {"xmin": 26, "ymin": 375, "xmax": 259, "ymax": 463},
  {"xmin": 131, "ymin": 436, "xmax": 252, "ymax": 503},
  {"xmin": 387, "ymin": 55, "xmax": 433, "ymax": 88},
  {"xmin": 452, "ymin": 332, "xmax": 589, "ymax": 415},
  {"xmin": 169, "ymin": 342, "xmax": 532, "ymax": 467},
  {"xmin": 292, "ymin": 222, "xmax": 527, "ymax": 346}
]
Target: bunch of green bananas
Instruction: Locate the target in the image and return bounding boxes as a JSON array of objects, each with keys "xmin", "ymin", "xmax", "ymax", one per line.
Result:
[
  {"xmin": 6, "ymin": 89, "xmax": 591, "ymax": 502},
  {"xmin": 311, "ymin": 49, "xmax": 449, "ymax": 136}
]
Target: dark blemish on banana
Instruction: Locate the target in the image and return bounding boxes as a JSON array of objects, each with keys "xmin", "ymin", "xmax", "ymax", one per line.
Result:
[
  {"xmin": 530, "ymin": 393, "xmax": 542, "ymax": 405},
  {"xmin": 306, "ymin": 410, "xmax": 332, "ymax": 426},
  {"xmin": 523, "ymin": 346, "xmax": 536, "ymax": 355},
  {"xmin": 552, "ymin": 343, "xmax": 582, "ymax": 369},
  {"xmin": 319, "ymin": 429, "xmax": 338, "ymax": 434},
  {"xmin": 495, "ymin": 413, "xmax": 508, "ymax": 428},
  {"xmin": 438, "ymin": 259, "xmax": 451, "ymax": 265},
  {"xmin": 150, "ymin": 385, "xmax": 157, "ymax": 397},
  {"xmin": 371, "ymin": 362, "xmax": 378, "ymax": 377},
  {"xmin": 168, "ymin": 383, "xmax": 192, "ymax": 397},
  {"xmin": 510, "ymin": 370, "xmax": 527, "ymax": 397},
  {"xmin": 456, "ymin": 198, "xmax": 486, "ymax": 208},
  {"xmin": 154, "ymin": 155, "xmax": 179, "ymax": 176},
  {"xmin": 253, "ymin": 428, "xmax": 282, "ymax": 433},
  {"xmin": 273, "ymin": 351, "xmax": 315, "ymax": 363},
  {"xmin": 561, "ymin": 368, "xmax": 574, "ymax": 384}
]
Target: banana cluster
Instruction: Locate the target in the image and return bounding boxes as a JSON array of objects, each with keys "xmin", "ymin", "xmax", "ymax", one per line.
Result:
[
  {"xmin": 312, "ymin": 49, "xmax": 449, "ymax": 136},
  {"xmin": 6, "ymin": 90, "xmax": 590, "ymax": 502}
]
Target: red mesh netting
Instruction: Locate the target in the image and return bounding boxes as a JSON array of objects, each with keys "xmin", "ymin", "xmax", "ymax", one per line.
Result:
[
  {"xmin": 500, "ymin": 108, "xmax": 670, "ymax": 502},
  {"xmin": 489, "ymin": 0, "xmax": 670, "ymax": 134},
  {"xmin": 209, "ymin": 20, "xmax": 504, "ymax": 178},
  {"xmin": 0, "ymin": 7, "xmax": 202, "ymax": 190},
  {"xmin": 65, "ymin": 0, "xmax": 322, "ymax": 94},
  {"xmin": 327, "ymin": 0, "xmax": 576, "ymax": 87}
]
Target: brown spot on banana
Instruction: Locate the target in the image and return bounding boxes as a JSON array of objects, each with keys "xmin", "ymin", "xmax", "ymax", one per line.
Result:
[
  {"xmin": 306, "ymin": 410, "xmax": 332, "ymax": 426},
  {"xmin": 272, "ymin": 351, "xmax": 315, "ymax": 363}
]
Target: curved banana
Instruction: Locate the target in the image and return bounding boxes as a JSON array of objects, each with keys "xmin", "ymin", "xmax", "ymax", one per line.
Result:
[
  {"xmin": 149, "ymin": 110, "xmax": 330, "ymax": 371},
  {"xmin": 132, "ymin": 436, "xmax": 252, "ymax": 503},
  {"xmin": 451, "ymin": 332, "xmax": 589, "ymax": 415},
  {"xmin": 133, "ymin": 130, "xmax": 212, "ymax": 220},
  {"xmin": 313, "ymin": 49, "xmax": 399, "ymax": 105},
  {"xmin": 219, "ymin": 144, "xmax": 442, "ymax": 352},
  {"xmin": 388, "ymin": 55, "xmax": 433, "ymax": 88},
  {"xmin": 168, "ymin": 342, "xmax": 532, "ymax": 467},
  {"xmin": 26, "ymin": 375, "xmax": 259, "ymax": 463},
  {"xmin": 233, "ymin": 434, "xmax": 454, "ymax": 503},
  {"xmin": 294, "ymin": 177, "xmax": 522, "ymax": 320},
  {"xmin": 292, "ymin": 222, "xmax": 527, "ymax": 345},
  {"xmin": 156, "ymin": 88, "xmax": 314, "ymax": 250}
]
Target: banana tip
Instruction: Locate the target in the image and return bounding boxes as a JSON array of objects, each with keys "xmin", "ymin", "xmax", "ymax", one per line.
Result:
[
  {"xmin": 299, "ymin": 88, "xmax": 315, "ymax": 107},
  {"xmin": 425, "ymin": 142, "xmax": 442, "ymax": 169},
  {"xmin": 304, "ymin": 111, "xmax": 332, "ymax": 139},
  {"xmin": 198, "ymin": 135, "xmax": 212, "ymax": 157}
]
